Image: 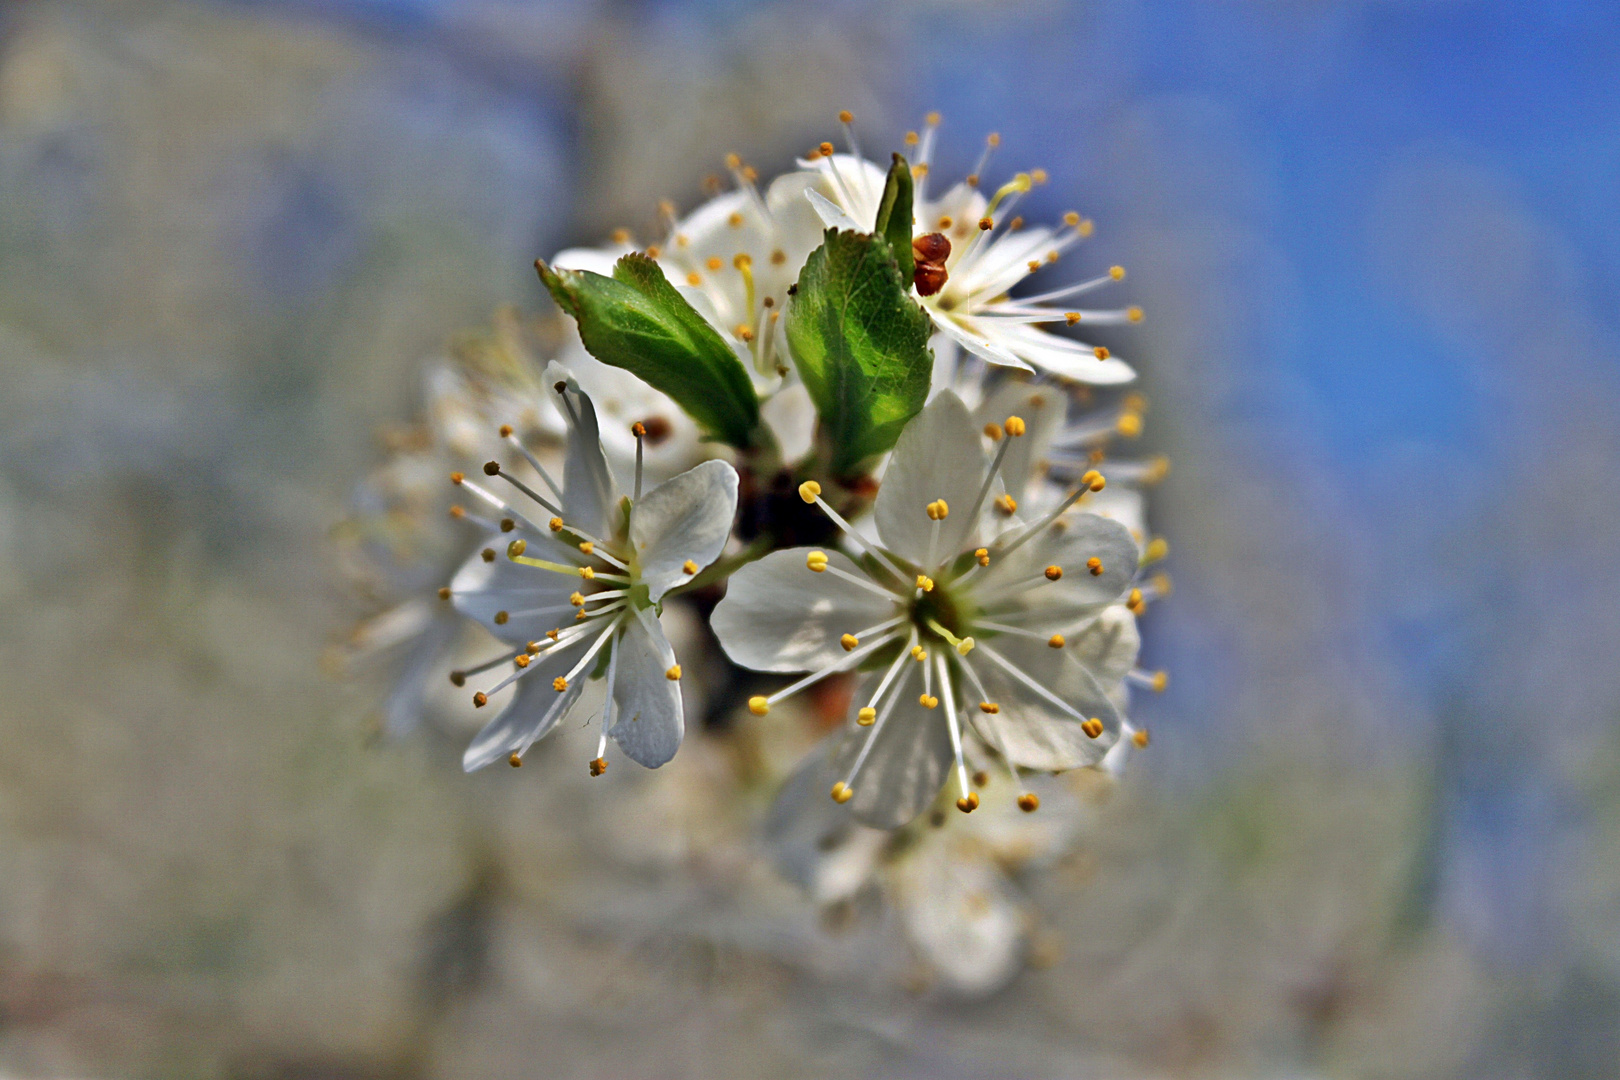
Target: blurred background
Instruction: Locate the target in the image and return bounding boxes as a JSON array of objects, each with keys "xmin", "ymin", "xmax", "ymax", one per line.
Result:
[{"xmin": 3, "ymin": 1, "xmax": 1619, "ymax": 1076}]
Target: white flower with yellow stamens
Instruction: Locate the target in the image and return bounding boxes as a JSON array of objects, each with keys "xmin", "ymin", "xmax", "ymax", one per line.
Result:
[
  {"xmin": 712, "ymin": 391, "xmax": 1141, "ymax": 828},
  {"xmin": 797, "ymin": 113, "xmax": 1140, "ymax": 385},
  {"xmin": 446, "ymin": 362, "xmax": 738, "ymax": 774}
]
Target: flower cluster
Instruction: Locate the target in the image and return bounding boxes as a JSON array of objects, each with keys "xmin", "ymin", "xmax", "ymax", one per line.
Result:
[{"xmin": 339, "ymin": 112, "xmax": 1171, "ymax": 992}]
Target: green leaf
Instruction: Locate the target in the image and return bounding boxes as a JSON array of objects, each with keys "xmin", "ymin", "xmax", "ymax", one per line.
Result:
[
  {"xmin": 872, "ymin": 153, "xmax": 915, "ymax": 284},
  {"xmin": 536, "ymin": 254, "xmax": 759, "ymax": 448},
  {"xmin": 785, "ymin": 229, "xmax": 933, "ymax": 477}
]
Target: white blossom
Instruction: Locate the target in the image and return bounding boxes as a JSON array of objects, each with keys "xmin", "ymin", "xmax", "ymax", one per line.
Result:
[
  {"xmin": 713, "ymin": 391, "xmax": 1146, "ymax": 828},
  {"xmin": 447, "ymin": 363, "xmax": 738, "ymax": 774},
  {"xmin": 795, "ymin": 115, "xmax": 1141, "ymax": 385}
]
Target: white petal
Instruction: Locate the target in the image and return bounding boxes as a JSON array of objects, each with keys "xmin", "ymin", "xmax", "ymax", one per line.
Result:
[
  {"xmin": 1068, "ymin": 603, "xmax": 1141, "ymax": 690},
  {"xmin": 993, "ymin": 323, "xmax": 1137, "ymax": 384},
  {"xmin": 543, "ymin": 361, "xmax": 620, "ymax": 537},
  {"xmin": 873, "ymin": 391, "xmax": 987, "ymax": 565},
  {"xmin": 449, "ymin": 528, "xmax": 577, "ymax": 644},
  {"xmin": 550, "ymin": 244, "xmax": 632, "ymax": 276},
  {"xmin": 607, "ymin": 609, "xmax": 683, "ymax": 768},
  {"xmin": 711, "ymin": 548, "xmax": 897, "ymax": 672},
  {"xmin": 978, "ymin": 512, "xmax": 1139, "ymax": 635},
  {"xmin": 931, "ymin": 313, "xmax": 1031, "ymax": 370},
  {"xmin": 894, "ymin": 847, "xmax": 1025, "ymax": 997},
  {"xmin": 805, "ymin": 187, "xmax": 861, "ymax": 232},
  {"xmin": 759, "ymin": 382, "xmax": 816, "ymax": 464},
  {"xmin": 764, "ymin": 738, "xmax": 885, "ymax": 904},
  {"xmin": 462, "ymin": 646, "xmax": 586, "ymax": 771},
  {"xmin": 968, "ymin": 638, "xmax": 1121, "ymax": 771},
  {"xmin": 833, "ymin": 669, "xmax": 955, "ymax": 829},
  {"xmin": 630, "ymin": 459, "xmax": 739, "ymax": 602}
]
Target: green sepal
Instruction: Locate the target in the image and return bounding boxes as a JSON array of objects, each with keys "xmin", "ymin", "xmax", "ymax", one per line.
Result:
[
  {"xmin": 537, "ymin": 255, "xmax": 760, "ymax": 448},
  {"xmin": 785, "ymin": 229, "xmax": 933, "ymax": 478},
  {"xmin": 873, "ymin": 153, "xmax": 915, "ymax": 283}
]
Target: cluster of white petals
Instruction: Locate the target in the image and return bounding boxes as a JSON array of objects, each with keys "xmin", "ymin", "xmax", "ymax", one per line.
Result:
[{"xmin": 447, "ymin": 363, "xmax": 737, "ymax": 773}]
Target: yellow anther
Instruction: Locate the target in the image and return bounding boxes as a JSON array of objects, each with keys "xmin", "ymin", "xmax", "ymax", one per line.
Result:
[
  {"xmin": 1031, "ymin": 168, "xmax": 1048, "ymax": 184},
  {"xmin": 1009, "ymin": 215, "xmax": 1025, "ymax": 230},
  {"xmin": 686, "ymin": 271, "xmax": 702, "ymax": 286},
  {"xmin": 631, "ymin": 421, "xmax": 647, "ymax": 438},
  {"xmin": 798, "ymin": 480, "xmax": 822, "ymax": 503},
  {"xmin": 438, "ymin": 586, "xmax": 452, "ymax": 600},
  {"xmin": 979, "ymin": 701, "xmax": 999, "ymax": 714},
  {"xmin": 610, "ymin": 228, "xmax": 631, "ymax": 245},
  {"xmin": 974, "ymin": 548, "xmax": 990, "ymax": 566},
  {"xmin": 1123, "ymin": 393, "xmax": 1148, "ymax": 413},
  {"xmin": 1028, "ymin": 260, "xmax": 1042, "ymax": 273},
  {"xmin": 819, "ymin": 141, "xmax": 836, "ymax": 157},
  {"xmin": 734, "ymin": 324, "xmax": 755, "ymax": 342},
  {"xmin": 1127, "ymin": 588, "xmax": 1145, "ymax": 613},
  {"xmin": 553, "ymin": 676, "xmax": 569, "ymax": 692},
  {"xmin": 1082, "ymin": 469, "xmax": 1106, "ymax": 492},
  {"xmin": 683, "ymin": 559, "xmax": 699, "ymax": 574},
  {"xmin": 1081, "ymin": 718, "xmax": 1104, "ymax": 738},
  {"xmin": 705, "ymin": 255, "xmax": 723, "ymax": 272},
  {"xmin": 1144, "ymin": 537, "xmax": 1170, "ymax": 564},
  {"xmin": 830, "ymin": 781, "xmax": 854, "ymax": 804},
  {"xmin": 449, "ymin": 504, "xmax": 467, "ymax": 520},
  {"xmin": 838, "ymin": 109, "xmax": 854, "ymax": 123},
  {"xmin": 919, "ymin": 694, "xmax": 939, "ymax": 709},
  {"xmin": 576, "ymin": 611, "xmax": 588, "ymax": 620},
  {"xmin": 1151, "ymin": 671, "xmax": 1168, "ymax": 693},
  {"xmin": 983, "ymin": 422, "xmax": 1003, "ymax": 441},
  {"xmin": 979, "ymin": 216, "xmax": 994, "ymax": 231},
  {"xmin": 956, "ymin": 637, "xmax": 975, "ymax": 656},
  {"xmin": 925, "ymin": 498, "xmax": 949, "ymax": 520},
  {"xmin": 910, "ymin": 645, "xmax": 927, "ymax": 662},
  {"xmin": 481, "ymin": 548, "xmax": 496, "ymax": 563},
  {"xmin": 1078, "ymin": 219, "xmax": 1095, "ymax": 237},
  {"xmin": 472, "ymin": 691, "xmax": 488, "ymax": 708},
  {"xmin": 1065, "ymin": 312, "xmax": 1082, "ymax": 325},
  {"xmin": 579, "ymin": 566, "xmax": 595, "ymax": 580},
  {"xmin": 904, "ymin": 130, "xmax": 920, "ymax": 146},
  {"xmin": 748, "ymin": 696, "xmax": 770, "ymax": 716},
  {"xmin": 527, "ymin": 641, "xmax": 542, "ymax": 654},
  {"xmin": 1117, "ymin": 412, "xmax": 1143, "ymax": 438},
  {"xmin": 1004, "ymin": 415, "xmax": 1026, "ymax": 437},
  {"xmin": 925, "ymin": 110, "xmax": 941, "ymax": 126},
  {"xmin": 1048, "ymin": 634, "xmax": 1064, "ymax": 649},
  {"xmin": 589, "ymin": 756, "xmax": 608, "ymax": 777},
  {"xmin": 857, "ymin": 707, "xmax": 877, "ymax": 726},
  {"xmin": 987, "ymin": 132, "xmax": 1001, "ymax": 146},
  {"xmin": 1017, "ymin": 793, "xmax": 1040, "ymax": 813},
  {"xmin": 449, "ymin": 471, "xmax": 465, "ymax": 485},
  {"xmin": 514, "ymin": 654, "xmax": 530, "ymax": 669},
  {"xmin": 1093, "ymin": 346, "xmax": 1111, "ymax": 360},
  {"xmin": 1144, "ymin": 456, "xmax": 1171, "ymax": 484},
  {"xmin": 1127, "ymin": 305, "xmax": 1145, "ymax": 323},
  {"xmin": 994, "ymin": 494, "xmax": 1017, "ymax": 515},
  {"xmin": 644, "ymin": 245, "xmax": 661, "ymax": 258},
  {"xmin": 1152, "ymin": 572, "xmax": 1173, "ymax": 597},
  {"xmin": 494, "ymin": 611, "xmax": 509, "ymax": 625},
  {"xmin": 1063, "ymin": 211, "xmax": 1081, "ymax": 227},
  {"xmin": 1110, "ymin": 265, "xmax": 1126, "ymax": 280},
  {"xmin": 569, "ymin": 592, "xmax": 585, "ymax": 606},
  {"xmin": 915, "ymin": 575, "xmax": 934, "ymax": 592},
  {"xmin": 1044, "ymin": 565, "xmax": 1063, "ymax": 581},
  {"xmin": 1087, "ymin": 557, "xmax": 1104, "ymax": 576},
  {"xmin": 733, "ymin": 251, "xmax": 751, "ymax": 269},
  {"xmin": 956, "ymin": 793, "xmax": 979, "ymax": 813},
  {"xmin": 578, "ymin": 541, "xmax": 594, "ymax": 555},
  {"xmin": 549, "ymin": 516, "xmax": 564, "ymax": 532},
  {"xmin": 938, "ymin": 215, "xmax": 954, "ymax": 230},
  {"xmin": 509, "ymin": 752, "xmax": 523, "ymax": 768},
  {"xmin": 807, "ymin": 550, "xmax": 829, "ymax": 573},
  {"xmin": 840, "ymin": 633, "xmax": 859, "ymax": 652},
  {"xmin": 1133, "ymin": 728, "xmax": 1151, "ymax": 747},
  {"xmin": 546, "ymin": 629, "xmax": 561, "ymax": 641},
  {"xmin": 728, "ymin": 212, "xmax": 745, "ymax": 229}
]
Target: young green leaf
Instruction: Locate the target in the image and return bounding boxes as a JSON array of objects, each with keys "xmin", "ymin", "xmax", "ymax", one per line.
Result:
[
  {"xmin": 537, "ymin": 254, "xmax": 759, "ymax": 448},
  {"xmin": 785, "ymin": 229, "xmax": 933, "ymax": 477},
  {"xmin": 872, "ymin": 152, "xmax": 915, "ymax": 284}
]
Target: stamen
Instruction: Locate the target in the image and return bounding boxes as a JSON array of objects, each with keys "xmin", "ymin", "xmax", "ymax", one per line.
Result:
[
  {"xmin": 501, "ymin": 430, "xmax": 565, "ymax": 503},
  {"xmin": 935, "ymin": 654, "xmax": 975, "ymax": 812},
  {"xmin": 485, "ymin": 461, "xmax": 564, "ymax": 519},
  {"xmin": 760, "ymin": 630, "xmax": 904, "ymax": 710},
  {"xmin": 975, "ymin": 641, "xmax": 1100, "ymax": 728},
  {"xmin": 800, "ymin": 484, "xmax": 910, "ymax": 585},
  {"xmin": 631, "ymin": 421, "xmax": 645, "ymax": 501},
  {"xmin": 838, "ymin": 656, "xmax": 914, "ymax": 792},
  {"xmin": 1128, "ymin": 669, "xmax": 1169, "ymax": 693}
]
